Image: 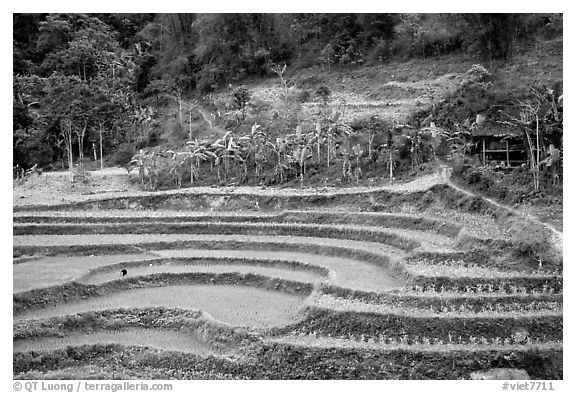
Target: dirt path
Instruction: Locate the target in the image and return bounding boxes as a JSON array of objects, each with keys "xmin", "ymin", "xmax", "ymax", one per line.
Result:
[
  {"xmin": 437, "ymin": 165, "xmax": 563, "ymax": 254},
  {"xmin": 13, "ymin": 167, "xmax": 446, "ymax": 207}
]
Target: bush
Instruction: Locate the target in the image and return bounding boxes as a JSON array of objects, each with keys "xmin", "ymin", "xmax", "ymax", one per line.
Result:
[
  {"xmin": 287, "ymin": 89, "xmax": 311, "ymax": 103},
  {"xmin": 111, "ymin": 143, "xmax": 135, "ymax": 167},
  {"xmin": 510, "ymin": 221, "xmax": 552, "ymax": 265},
  {"xmin": 451, "ymin": 153, "xmax": 478, "ymax": 176}
]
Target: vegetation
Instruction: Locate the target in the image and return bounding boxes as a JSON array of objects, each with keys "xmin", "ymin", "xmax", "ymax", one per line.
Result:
[
  {"xmin": 14, "ymin": 14, "xmax": 562, "ymax": 195},
  {"xmin": 13, "ymin": 13, "xmax": 563, "ymax": 381}
]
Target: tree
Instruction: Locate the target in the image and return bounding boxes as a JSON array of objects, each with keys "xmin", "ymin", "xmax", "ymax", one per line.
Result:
[
  {"xmin": 319, "ymin": 43, "xmax": 335, "ymax": 70},
  {"xmin": 231, "ymin": 86, "xmax": 252, "ymax": 124},
  {"xmin": 498, "ymin": 86, "xmax": 560, "ymax": 190}
]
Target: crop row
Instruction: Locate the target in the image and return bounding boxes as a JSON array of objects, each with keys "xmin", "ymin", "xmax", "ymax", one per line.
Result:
[
  {"xmin": 273, "ymin": 333, "xmax": 562, "ymax": 348},
  {"xmin": 320, "ymin": 285, "xmax": 563, "ymax": 308},
  {"xmin": 13, "ymin": 210, "xmax": 462, "ymax": 237},
  {"xmin": 13, "ymin": 222, "xmax": 421, "ymax": 251},
  {"xmin": 13, "ymin": 342, "xmax": 563, "ymax": 379},
  {"xmin": 271, "ymin": 307, "xmax": 563, "ymax": 342},
  {"xmin": 406, "ymin": 258, "xmax": 558, "ymax": 278},
  {"xmin": 313, "ymin": 294, "xmax": 562, "ymax": 318},
  {"xmin": 407, "ymin": 277, "xmax": 562, "ymax": 295}
]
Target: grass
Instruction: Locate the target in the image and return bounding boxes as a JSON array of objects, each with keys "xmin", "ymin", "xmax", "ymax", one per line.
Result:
[{"xmin": 16, "ymin": 284, "xmax": 307, "ymax": 328}]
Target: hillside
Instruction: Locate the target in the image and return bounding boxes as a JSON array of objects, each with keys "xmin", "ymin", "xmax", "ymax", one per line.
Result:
[{"xmin": 12, "ymin": 13, "xmax": 564, "ymax": 382}]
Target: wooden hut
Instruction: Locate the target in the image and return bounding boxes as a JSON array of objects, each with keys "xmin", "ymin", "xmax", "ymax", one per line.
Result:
[{"xmin": 471, "ymin": 125, "xmax": 533, "ymax": 167}]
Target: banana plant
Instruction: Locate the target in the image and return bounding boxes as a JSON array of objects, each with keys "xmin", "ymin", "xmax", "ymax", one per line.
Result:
[
  {"xmin": 326, "ymin": 112, "xmax": 351, "ymax": 169},
  {"xmin": 211, "ymin": 131, "xmax": 241, "ymax": 183},
  {"xmin": 238, "ymin": 123, "xmax": 267, "ymax": 181},
  {"xmin": 165, "ymin": 149, "xmax": 188, "ymax": 188},
  {"xmin": 292, "ymin": 142, "xmax": 313, "ymax": 187},
  {"xmin": 210, "ymin": 139, "xmax": 226, "ymax": 182},
  {"xmin": 266, "ymin": 137, "xmax": 291, "ymax": 183},
  {"xmin": 351, "ymin": 143, "xmax": 364, "ymax": 183},
  {"xmin": 129, "ymin": 149, "xmax": 150, "ymax": 188},
  {"xmin": 186, "ymin": 139, "xmax": 216, "ymax": 185}
]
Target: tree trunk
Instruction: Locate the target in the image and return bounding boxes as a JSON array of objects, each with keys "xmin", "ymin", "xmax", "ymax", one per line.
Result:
[
  {"xmin": 368, "ymin": 132, "xmax": 374, "ymax": 162},
  {"xmin": 327, "ymin": 135, "xmax": 330, "ymax": 168},
  {"xmin": 524, "ymin": 129, "xmax": 537, "ymax": 190},
  {"xmin": 389, "ymin": 149, "xmax": 393, "ymax": 182},
  {"xmin": 100, "ymin": 129, "xmax": 104, "ymax": 171},
  {"xmin": 316, "ymin": 121, "xmax": 321, "ymax": 163},
  {"xmin": 535, "ymin": 115, "xmax": 540, "ymax": 190},
  {"xmin": 189, "ymin": 107, "xmax": 192, "ymax": 140}
]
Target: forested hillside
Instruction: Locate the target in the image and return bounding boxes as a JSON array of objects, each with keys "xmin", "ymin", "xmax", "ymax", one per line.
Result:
[{"xmin": 13, "ymin": 13, "xmax": 562, "ymax": 197}]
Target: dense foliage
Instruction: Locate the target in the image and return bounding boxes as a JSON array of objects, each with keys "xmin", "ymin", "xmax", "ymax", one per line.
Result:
[{"xmin": 13, "ymin": 13, "xmax": 561, "ymax": 175}]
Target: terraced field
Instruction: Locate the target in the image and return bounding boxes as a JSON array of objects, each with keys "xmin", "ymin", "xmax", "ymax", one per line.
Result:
[{"xmin": 12, "ymin": 183, "xmax": 563, "ymax": 380}]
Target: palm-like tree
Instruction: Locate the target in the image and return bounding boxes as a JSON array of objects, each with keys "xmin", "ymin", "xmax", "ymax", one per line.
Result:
[
  {"xmin": 211, "ymin": 131, "xmax": 241, "ymax": 183},
  {"xmin": 238, "ymin": 124, "xmax": 267, "ymax": 182},
  {"xmin": 267, "ymin": 137, "xmax": 292, "ymax": 183},
  {"xmin": 186, "ymin": 139, "xmax": 216, "ymax": 185}
]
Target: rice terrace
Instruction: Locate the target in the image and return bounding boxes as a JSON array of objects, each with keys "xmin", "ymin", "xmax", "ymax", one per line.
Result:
[{"xmin": 13, "ymin": 13, "xmax": 563, "ymax": 380}]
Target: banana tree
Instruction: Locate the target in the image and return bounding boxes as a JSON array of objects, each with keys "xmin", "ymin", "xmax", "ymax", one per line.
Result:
[
  {"xmin": 315, "ymin": 120, "xmax": 323, "ymax": 164},
  {"xmin": 292, "ymin": 142, "xmax": 313, "ymax": 188},
  {"xmin": 164, "ymin": 150, "xmax": 187, "ymax": 188},
  {"xmin": 326, "ymin": 112, "xmax": 351, "ymax": 169},
  {"xmin": 211, "ymin": 131, "xmax": 239, "ymax": 183},
  {"xmin": 351, "ymin": 143, "xmax": 364, "ymax": 183},
  {"xmin": 267, "ymin": 137, "xmax": 290, "ymax": 183},
  {"xmin": 238, "ymin": 123, "xmax": 267, "ymax": 181},
  {"xmin": 186, "ymin": 139, "xmax": 216, "ymax": 185},
  {"xmin": 210, "ymin": 139, "xmax": 226, "ymax": 182},
  {"xmin": 129, "ymin": 149, "xmax": 148, "ymax": 188}
]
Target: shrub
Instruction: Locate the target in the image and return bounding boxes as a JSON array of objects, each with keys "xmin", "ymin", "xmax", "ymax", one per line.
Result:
[
  {"xmin": 510, "ymin": 221, "xmax": 552, "ymax": 265},
  {"xmin": 112, "ymin": 143, "xmax": 135, "ymax": 167},
  {"xmin": 451, "ymin": 153, "xmax": 475, "ymax": 176},
  {"xmin": 287, "ymin": 89, "xmax": 311, "ymax": 103}
]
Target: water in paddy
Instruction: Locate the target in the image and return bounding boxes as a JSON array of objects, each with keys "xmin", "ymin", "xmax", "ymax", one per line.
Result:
[
  {"xmin": 14, "ymin": 328, "xmax": 218, "ymax": 355},
  {"xmin": 79, "ymin": 260, "xmax": 327, "ymax": 285},
  {"xmin": 15, "ymin": 284, "xmax": 306, "ymax": 328},
  {"xmin": 13, "ymin": 254, "xmax": 155, "ymax": 293},
  {"xmin": 156, "ymin": 249, "xmax": 404, "ymax": 292}
]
